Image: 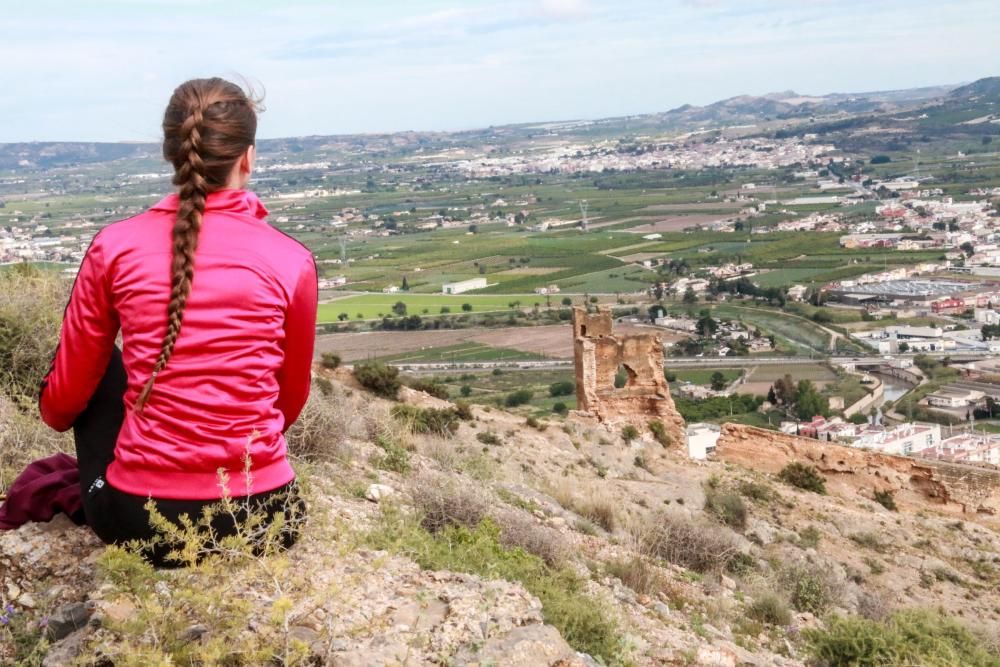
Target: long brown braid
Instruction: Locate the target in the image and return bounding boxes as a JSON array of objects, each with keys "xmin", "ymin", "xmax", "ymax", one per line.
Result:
[{"xmin": 134, "ymin": 78, "xmax": 260, "ymax": 413}]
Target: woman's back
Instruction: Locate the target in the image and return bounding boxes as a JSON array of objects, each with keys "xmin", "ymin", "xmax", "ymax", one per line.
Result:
[{"xmin": 41, "ymin": 187, "xmax": 316, "ymax": 499}]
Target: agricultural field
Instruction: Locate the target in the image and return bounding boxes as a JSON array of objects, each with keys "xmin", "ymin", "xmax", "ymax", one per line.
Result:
[
  {"xmin": 314, "ymin": 324, "xmax": 579, "ymax": 362},
  {"xmin": 670, "ymin": 368, "xmax": 743, "ymax": 386},
  {"xmin": 377, "ymin": 342, "xmax": 548, "ymax": 364},
  {"xmin": 318, "ymin": 293, "xmax": 553, "ymax": 322},
  {"xmin": 405, "ymin": 368, "xmax": 579, "ymax": 417}
]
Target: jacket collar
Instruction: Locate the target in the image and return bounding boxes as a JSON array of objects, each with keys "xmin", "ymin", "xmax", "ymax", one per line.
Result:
[{"xmin": 150, "ymin": 188, "xmax": 269, "ymax": 220}]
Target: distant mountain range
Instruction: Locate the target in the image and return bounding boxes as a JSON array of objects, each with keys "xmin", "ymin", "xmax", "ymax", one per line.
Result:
[{"xmin": 1, "ymin": 77, "xmax": 997, "ymax": 170}]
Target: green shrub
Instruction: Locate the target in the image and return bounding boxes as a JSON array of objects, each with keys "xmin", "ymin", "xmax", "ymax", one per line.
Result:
[
  {"xmin": 805, "ymin": 609, "xmax": 1000, "ymax": 667},
  {"xmin": 371, "ymin": 434, "xmax": 411, "ymax": 473},
  {"xmin": 365, "ymin": 513, "xmax": 627, "ymax": 665},
  {"xmin": 319, "ymin": 352, "xmax": 341, "ymax": 369},
  {"xmin": 747, "ymin": 593, "xmax": 791, "ymax": 626},
  {"xmin": 703, "ymin": 487, "xmax": 748, "ymax": 531},
  {"xmin": 648, "ymin": 420, "xmax": 673, "ymax": 447},
  {"xmin": 779, "ymin": 562, "xmax": 842, "ymax": 615},
  {"xmin": 549, "ymin": 380, "xmax": 575, "ymax": 397},
  {"xmin": 391, "ymin": 404, "xmax": 461, "ymax": 436},
  {"xmin": 476, "ymin": 431, "xmax": 502, "ymax": 446},
  {"xmin": 621, "ymin": 424, "xmax": 639, "ymax": 443},
  {"xmin": 552, "ymin": 402, "xmax": 568, "ymax": 415},
  {"xmin": 737, "ymin": 480, "xmax": 774, "ymax": 503},
  {"xmin": 873, "ymin": 489, "xmax": 897, "ymax": 511},
  {"xmin": 777, "ymin": 462, "xmax": 827, "ymax": 494},
  {"xmin": 505, "ymin": 389, "xmax": 534, "ymax": 407},
  {"xmin": 353, "ymin": 360, "xmax": 401, "ymax": 399},
  {"xmin": 405, "ymin": 378, "xmax": 450, "ymax": 399}
]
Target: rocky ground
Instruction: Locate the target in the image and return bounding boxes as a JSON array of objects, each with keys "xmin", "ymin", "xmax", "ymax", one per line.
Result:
[{"xmin": 2, "ymin": 370, "xmax": 1000, "ymax": 665}]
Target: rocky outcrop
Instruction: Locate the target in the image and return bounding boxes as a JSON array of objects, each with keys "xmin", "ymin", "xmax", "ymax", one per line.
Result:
[
  {"xmin": 715, "ymin": 423, "xmax": 1000, "ymax": 521},
  {"xmin": 571, "ymin": 307, "xmax": 685, "ymax": 444}
]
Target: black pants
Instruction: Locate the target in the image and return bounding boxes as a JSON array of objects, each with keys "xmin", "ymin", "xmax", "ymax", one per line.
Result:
[{"xmin": 73, "ymin": 347, "xmax": 304, "ymax": 567}]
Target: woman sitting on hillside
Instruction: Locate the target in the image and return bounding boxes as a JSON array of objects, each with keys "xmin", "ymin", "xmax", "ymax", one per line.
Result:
[{"xmin": 37, "ymin": 78, "xmax": 317, "ymax": 565}]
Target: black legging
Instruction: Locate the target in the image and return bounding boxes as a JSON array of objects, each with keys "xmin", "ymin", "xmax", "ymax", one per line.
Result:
[{"xmin": 73, "ymin": 347, "xmax": 304, "ymax": 567}]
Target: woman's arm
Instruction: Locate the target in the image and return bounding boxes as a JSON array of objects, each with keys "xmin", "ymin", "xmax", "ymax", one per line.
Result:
[
  {"xmin": 39, "ymin": 232, "xmax": 120, "ymax": 431},
  {"xmin": 275, "ymin": 256, "xmax": 318, "ymax": 432}
]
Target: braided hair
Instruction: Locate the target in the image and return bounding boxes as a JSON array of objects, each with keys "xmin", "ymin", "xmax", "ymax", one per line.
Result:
[{"xmin": 134, "ymin": 78, "xmax": 259, "ymax": 413}]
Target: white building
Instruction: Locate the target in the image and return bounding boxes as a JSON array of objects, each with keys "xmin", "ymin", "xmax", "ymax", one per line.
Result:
[
  {"xmin": 926, "ymin": 387, "xmax": 984, "ymax": 409},
  {"xmin": 854, "ymin": 423, "xmax": 941, "ymax": 456},
  {"xmin": 975, "ymin": 308, "xmax": 1000, "ymax": 325},
  {"xmin": 442, "ymin": 278, "xmax": 487, "ymax": 295},
  {"xmin": 918, "ymin": 433, "xmax": 1000, "ymax": 466},
  {"xmin": 686, "ymin": 423, "xmax": 721, "ymax": 460}
]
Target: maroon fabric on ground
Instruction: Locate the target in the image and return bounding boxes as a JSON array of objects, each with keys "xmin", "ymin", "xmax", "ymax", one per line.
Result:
[{"xmin": 0, "ymin": 453, "xmax": 83, "ymax": 530}]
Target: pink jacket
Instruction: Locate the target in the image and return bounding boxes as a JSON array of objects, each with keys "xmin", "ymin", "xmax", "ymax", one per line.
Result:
[{"xmin": 39, "ymin": 189, "xmax": 317, "ymax": 500}]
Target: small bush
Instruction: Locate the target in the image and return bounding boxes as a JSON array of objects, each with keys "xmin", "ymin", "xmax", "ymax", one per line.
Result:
[
  {"xmin": 779, "ymin": 562, "xmax": 843, "ymax": 615},
  {"xmin": 505, "ymin": 389, "xmax": 534, "ymax": 407},
  {"xmin": 353, "ymin": 360, "xmax": 401, "ymax": 399},
  {"xmin": 621, "ymin": 424, "xmax": 639, "ymax": 443},
  {"xmin": 747, "ymin": 593, "xmax": 791, "ymax": 626},
  {"xmin": 642, "ymin": 512, "xmax": 742, "ymax": 574},
  {"xmin": 647, "ymin": 420, "xmax": 673, "ymax": 447},
  {"xmin": 552, "ymin": 402, "xmax": 568, "ymax": 415},
  {"xmin": 476, "ymin": 431, "xmax": 502, "ymax": 446},
  {"xmin": 405, "ymin": 378, "xmax": 450, "ymax": 399},
  {"xmin": 285, "ymin": 382, "xmax": 354, "ymax": 462},
  {"xmin": 452, "ymin": 400, "xmax": 474, "ymax": 421},
  {"xmin": 737, "ymin": 479, "xmax": 774, "ymax": 503},
  {"xmin": 391, "ymin": 404, "xmax": 461, "ymax": 436},
  {"xmin": 371, "ymin": 434, "xmax": 411, "ymax": 473},
  {"xmin": 526, "ymin": 415, "xmax": 546, "ymax": 431},
  {"xmin": 849, "ymin": 532, "xmax": 886, "ymax": 552},
  {"xmin": 319, "ymin": 352, "xmax": 341, "ymax": 369},
  {"xmin": 805, "ymin": 609, "xmax": 1000, "ymax": 667},
  {"xmin": 549, "ymin": 482, "xmax": 617, "ymax": 533},
  {"xmin": 605, "ymin": 557, "xmax": 667, "ymax": 597},
  {"xmin": 797, "ymin": 526, "xmax": 821, "ymax": 549},
  {"xmin": 777, "ymin": 463, "xmax": 827, "ymax": 494},
  {"xmin": 549, "ymin": 380, "xmax": 575, "ymax": 397},
  {"xmin": 873, "ymin": 489, "xmax": 897, "ymax": 511},
  {"xmin": 703, "ymin": 487, "xmax": 748, "ymax": 531}
]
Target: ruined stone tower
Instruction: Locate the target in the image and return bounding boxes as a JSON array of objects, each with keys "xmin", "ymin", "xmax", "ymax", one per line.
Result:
[{"xmin": 572, "ymin": 306, "xmax": 685, "ymax": 444}]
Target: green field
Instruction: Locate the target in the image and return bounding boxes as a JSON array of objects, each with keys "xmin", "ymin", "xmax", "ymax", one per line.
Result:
[
  {"xmin": 746, "ymin": 364, "xmax": 837, "ymax": 383},
  {"xmin": 408, "ymin": 368, "xmax": 578, "ymax": 417},
  {"xmin": 318, "ymin": 293, "xmax": 546, "ymax": 321},
  {"xmin": 377, "ymin": 342, "xmax": 549, "ymax": 364},
  {"xmin": 671, "ymin": 368, "xmax": 743, "ymax": 386}
]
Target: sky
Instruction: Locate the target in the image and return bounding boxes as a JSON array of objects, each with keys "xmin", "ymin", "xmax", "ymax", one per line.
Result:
[{"xmin": 1, "ymin": 0, "xmax": 997, "ymax": 143}]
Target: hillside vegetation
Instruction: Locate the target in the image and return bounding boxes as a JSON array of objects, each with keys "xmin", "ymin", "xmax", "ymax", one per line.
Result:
[{"xmin": 2, "ymin": 270, "xmax": 1000, "ymax": 666}]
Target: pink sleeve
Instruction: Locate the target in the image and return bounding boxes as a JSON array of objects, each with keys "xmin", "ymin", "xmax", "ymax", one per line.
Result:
[
  {"xmin": 275, "ymin": 255, "xmax": 318, "ymax": 432},
  {"xmin": 39, "ymin": 233, "xmax": 120, "ymax": 432}
]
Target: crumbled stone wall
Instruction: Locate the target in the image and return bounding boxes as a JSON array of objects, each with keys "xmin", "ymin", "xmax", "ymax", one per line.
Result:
[
  {"xmin": 572, "ymin": 306, "xmax": 685, "ymax": 444},
  {"xmin": 715, "ymin": 423, "xmax": 1000, "ymax": 521}
]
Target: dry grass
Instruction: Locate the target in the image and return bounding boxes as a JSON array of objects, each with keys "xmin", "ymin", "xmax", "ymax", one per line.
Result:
[
  {"xmin": 0, "ymin": 267, "xmax": 68, "ymax": 407},
  {"xmin": 0, "ymin": 396, "xmax": 72, "ymax": 492},
  {"xmin": 406, "ymin": 470, "xmax": 567, "ymax": 565},
  {"xmin": 636, "ymin": 511, "xmax": 743, "ymax": 574},
  {"xmin": 546, "ymin": 479, "xmax": 619, "ymax": 533}
]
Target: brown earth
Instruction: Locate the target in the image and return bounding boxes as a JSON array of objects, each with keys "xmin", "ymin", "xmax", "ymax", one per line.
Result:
[
  {"xmin": 628, "ymin": 215, "xmax": 733, "ymax": 233},
  {"xmin": 315, "ymin": 324, "xmax": 688, "ymax": 362}
]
